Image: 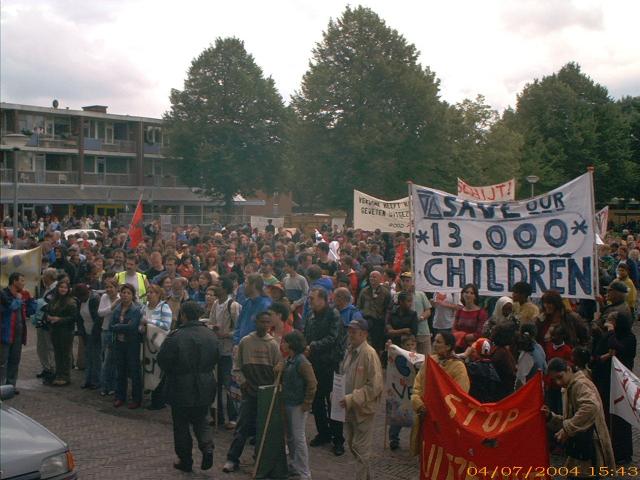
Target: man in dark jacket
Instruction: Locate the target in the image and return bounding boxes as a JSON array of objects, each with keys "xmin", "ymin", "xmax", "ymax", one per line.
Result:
[
  {"xmin": 304, "ymin": 287, "xmax": 346, "ymax": 456},
  {"xmin": 157, "ymin": 301, "xmax": 219, "ymax": 473}
]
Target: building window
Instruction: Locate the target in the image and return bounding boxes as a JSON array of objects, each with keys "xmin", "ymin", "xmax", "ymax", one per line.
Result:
[
  {"xmin": 54, "ymin": 117, "xmax": 70, "ymax": 137},
  {"xmin": 114, "ymin": 123, "xmax": 128, "ymax": 141},
  {"xmin": 46, "ymin": 155, "xmax": 69, "ymax": 171},
  {"xmin": 84, "ymin": 157, "xmax": 96, "ymax": 173},
  {"xmin": 17, "ymin": 152, "xmax": 35, "ymax": 172},
  {"xmin": 107, "ymin": 157, "xmax": 129, "ymax": 174},
  {"xmin": 105, "ymin": 123, "xmax": 114, "ymax": 144}
]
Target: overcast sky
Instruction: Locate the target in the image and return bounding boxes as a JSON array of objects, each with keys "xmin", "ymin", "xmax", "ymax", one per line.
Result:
[{"xmin": 1, "ymin": 0, "xmax": 638, "ymax": 118}]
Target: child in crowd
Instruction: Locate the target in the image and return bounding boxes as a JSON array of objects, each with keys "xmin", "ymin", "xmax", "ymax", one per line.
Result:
[{"xmin": 543, "ymin": 325, "xmax": 573, "ymax": 414}]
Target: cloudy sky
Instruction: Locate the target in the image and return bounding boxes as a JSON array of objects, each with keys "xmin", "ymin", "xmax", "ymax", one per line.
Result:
[{"xmin": 1, "ymin": 0, "xmax": 638, "ymax": 118}]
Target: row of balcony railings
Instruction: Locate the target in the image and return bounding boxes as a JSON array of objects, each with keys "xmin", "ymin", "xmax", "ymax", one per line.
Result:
[
  {"xmin": 14, "ymin": 134, "xmax": 162, "ymax": 154},
  {"xmin": 0, "ymin": 168, "xmax": 178, "ymax": 187}
]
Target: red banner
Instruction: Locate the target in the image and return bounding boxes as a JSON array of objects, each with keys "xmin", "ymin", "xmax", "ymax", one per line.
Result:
[
  {"xmin": 457, "ymin": 178, "xmax": 515, "ymax": 202},
  {"xmin": 127, "ymin": 196, "xmax": 144, "ymax": 249},
  {"xmin": 421, "ymin": 357, "xmax": 548, "ymax": 480}
]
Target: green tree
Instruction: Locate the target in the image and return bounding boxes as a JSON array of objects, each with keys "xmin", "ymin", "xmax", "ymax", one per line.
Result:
[
  {"xmin": 509, "ymin": 62, "xmax": 636, "ymax": 200},
  {"xmin": 164, "ymin": 38, "xmax": 288, "ymax": 211},
  {"xmin": 291, "ymin": 6, "xmax": 452, "ymax": 210},
  {"xmin": 450, "ymin": 95, "xmax": 523, "ymax": 187},
  {"xmin": 617, "ymin": 96, "xmax": 640, "ymax": 188}
]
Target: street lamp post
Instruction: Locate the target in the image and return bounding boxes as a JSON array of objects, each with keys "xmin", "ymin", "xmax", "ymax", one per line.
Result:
[
  {"xmin": 526, "ymin": 175, "xmax": 540, "ymax": 198},
  {"xmin": 4, "ymin": 133, "xmax": 29, "ymax": 235},
  {"xmin": 13, "ymin": 147, "xmax": 19, "ymax": 233}
]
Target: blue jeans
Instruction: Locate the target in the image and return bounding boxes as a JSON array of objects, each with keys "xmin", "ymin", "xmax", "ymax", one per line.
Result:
[
  {"xmin": 217, "ymin": 355, "xmax": 237, "ymax": 424},
  {"xmin": 113, "ymin": 340, "xmax": 142, "ymax": 403},
  {"xmin": 100, "ymin": 331, "xmax": 116, "ymax": 393},
  {"xmin": 84, "ymin": 334, "xmax": 102, "ymax": 387},
  {"xmin": 285, "ymin": 404, "xmax": 311, "ymax": 479}
]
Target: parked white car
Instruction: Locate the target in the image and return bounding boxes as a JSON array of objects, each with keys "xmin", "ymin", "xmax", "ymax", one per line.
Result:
[
  {"xmin": 0, "ymin": 385, "xmax": 77, "ymax": 479},
  {"xmin": 63, "ymin": 229, "xmax": 103, "ymax": 246}
]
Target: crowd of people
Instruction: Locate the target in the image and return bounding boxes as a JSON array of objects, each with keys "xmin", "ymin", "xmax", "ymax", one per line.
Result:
[{"xmin": 0, "ymin": 214, "xmax": 638, "ymax": 477}]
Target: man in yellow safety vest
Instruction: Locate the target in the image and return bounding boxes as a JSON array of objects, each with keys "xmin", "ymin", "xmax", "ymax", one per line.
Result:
[{"xmin": 116, "ymin": 254, "xmax": 149, "ymax": 302}]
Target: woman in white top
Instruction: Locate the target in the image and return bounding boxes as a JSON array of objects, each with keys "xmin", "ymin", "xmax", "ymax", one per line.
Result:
[{"xmin": 97, "ymin": 279, "xmax": 119, "ymax": 396}]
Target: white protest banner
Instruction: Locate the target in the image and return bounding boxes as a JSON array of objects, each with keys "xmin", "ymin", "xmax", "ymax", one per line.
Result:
[
  {"xmin": 457, "ymin": 178, "xmax": 516, "ymax": 202},
  {"xmin": 142, "ymin": 324, "xmax": 167, "ymax": 393},
  {"xmin": 386, "ymin": 345, "xmax": 424, "ymax": 427},
  {"xmin": 0, "ymin": 247, "xmax": 42, "ymax": 296},
  {"xmin": 353, "ymin": 190, "xmax": 410, "ymax": 233},
  {"xmin": 250, "ymin": 216, "xmax": 284, "ymax": 232},
  {"xmin": 412, "ymin": 173, "xmax": 596, "ymax": 299},
  {"xmin": 330, "ymin": 373, "xmax": 346, "ymax": 422},
  {"xmin": 595, "ymin": 206, "xmax": 609, "ymax": 238},
  {"xmin": 610, "ymin": 357, "xmax": 640, "ymax": 428}
]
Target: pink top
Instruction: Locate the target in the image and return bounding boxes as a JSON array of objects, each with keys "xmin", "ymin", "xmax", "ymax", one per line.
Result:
[{"xmin": 453, "ymin": 308, "xmax": 488, "ymax": 339}]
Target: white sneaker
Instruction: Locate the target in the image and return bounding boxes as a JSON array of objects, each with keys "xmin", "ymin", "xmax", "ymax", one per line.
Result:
[{"xmin": 222, "ymin": 460, "xmax": 238, "ymax": 473}]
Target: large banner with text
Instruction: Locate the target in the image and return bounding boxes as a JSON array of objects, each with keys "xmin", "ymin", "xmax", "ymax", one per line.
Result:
[
  {"xmin": 353, "ymin": 190, "xmax": 410, "ymax": 233},
  {"xmin": 421, "ymin": 357, "xmax": 548, "ymax": 480},
  {"xmin": 412, "ymin": 173, "xmax": 595, "ymax": 298},
  {"xmin": 457, "ymin": 178, "xmax": 516, "ymax": 202}
]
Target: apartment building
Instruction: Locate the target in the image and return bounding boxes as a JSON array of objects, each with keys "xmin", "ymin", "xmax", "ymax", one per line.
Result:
[{"xmin": 0, "ymin": 102, "xmax": 290, "ymax": 224}]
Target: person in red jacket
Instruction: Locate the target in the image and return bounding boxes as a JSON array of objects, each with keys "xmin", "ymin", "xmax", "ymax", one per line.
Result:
[{"xmin": 0, "ymin": 272, "xmax": 36, "ymax": 390}]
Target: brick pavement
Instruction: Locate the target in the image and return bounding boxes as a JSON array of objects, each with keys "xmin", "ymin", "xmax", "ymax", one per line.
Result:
[
  {"xmin": 4, "ymin": 323, "xmax": 639, "ymax": 479},
  {"xmin": 6, "ymin": 323, "xmax": 419, "ymax": 479}
]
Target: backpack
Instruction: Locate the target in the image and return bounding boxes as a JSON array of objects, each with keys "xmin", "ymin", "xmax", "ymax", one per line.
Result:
[{"xmin": 467, "ymin": 360, "xmax": 503, "ymax": 403}]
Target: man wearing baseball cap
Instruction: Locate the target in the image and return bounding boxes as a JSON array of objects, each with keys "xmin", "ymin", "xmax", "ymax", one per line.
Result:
[
  {"xmin": 600, "ymin": 280, "xmax": 631, "ymax": 321},
  {"xmin": 338, "ymin": 317, "xmax": 383, "ymax": 480}
]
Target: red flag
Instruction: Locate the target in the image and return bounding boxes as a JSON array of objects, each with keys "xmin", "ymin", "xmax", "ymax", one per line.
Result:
[
  {"xmin": 421, "ymin": 357, "xmax": 549, "ymax": 480},
  {"xmin": 127, "ymin": 196, "xmax": 144, "ymax": 249}
]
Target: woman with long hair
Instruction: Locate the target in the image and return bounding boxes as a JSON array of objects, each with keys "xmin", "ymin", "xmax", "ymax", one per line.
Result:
[
  {"xmin": 410, "ymin": 332, "xmax": 470, "ymax": 455},
  {"xmin": 111, "ymin": 284, "xmax": 143, "ymax": 409},
  {"xmin": 46, "ymin": 279, "xmax": 78, "ymax": 386},
  {"xmin": 536, "ymin": 290, "xmax": 588, "ymax": 348},
  {"xmin": 453, "ymin": 284, "xmax": 488, "ymax": 351}
]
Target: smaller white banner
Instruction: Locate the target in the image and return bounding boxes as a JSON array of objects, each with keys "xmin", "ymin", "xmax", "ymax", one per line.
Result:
[
  {"xmin": 353, "ymin": 190, "xmax": 410, "ymax": 233},
  {"xmin": 331, "ymin": 373, "xmax": 346, "ymax": 422},
  {"xmin": 610, "ymin": 357, "xmax": 640, "ymax": 428},
  {"xmin": 457, "ymin": 178, "xmax": 516, "ymax": 202},
  {"xmin": 595, "ymin": 206, "xmax": 609, "ymax": 238},
  {"xmin": 142, "ymin": 324, "xmax": 167, "ymax": 393},
  {"xmin": 386, "ymin": 345, "xmax": 425, "ymax": 427}
]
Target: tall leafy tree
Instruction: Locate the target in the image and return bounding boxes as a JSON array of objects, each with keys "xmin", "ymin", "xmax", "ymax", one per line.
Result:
[
  {"xmin": 291, "ymin": 6, "xmax": 452, "ymax": 210},
  {"xmin": 164, "ymin": 38, "xmax": 288, "ymax": 210},
  {"xmin": 450, "ymin": 95, "xmax": 523, "ymax": 188},
  {"xmin": 508, "ymin": 62, "xmax": 636, "ymax": 201}
]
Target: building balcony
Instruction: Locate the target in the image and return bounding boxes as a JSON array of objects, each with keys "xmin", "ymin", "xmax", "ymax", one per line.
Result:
[
  {"xmin": 143, "ymin": 174, "xmax": 180, "ymax": 187},
  {"xmin": 143, "ymin": 143, "xmax": 163, "ymax": 155},
  {"xmin": 84, "ymin": 138, "xmax": 136, "ymax": 153},
  {"xmin": 0, "ymin": 169, "xmax": 79, "ymax": 184},
  {"xmin": 84, "ymin": 172, "xmax": 137, "ymax": 186},
  {"xmin": 25, "ymin": 134, "xmax": 79, "ymax": 150}
]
